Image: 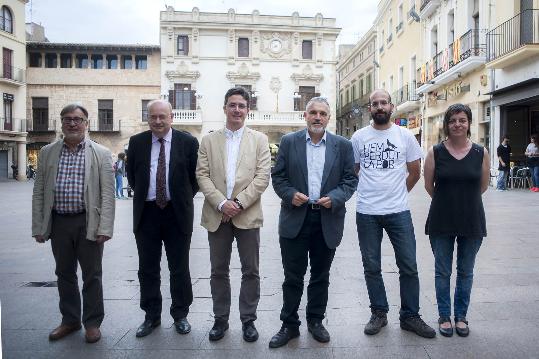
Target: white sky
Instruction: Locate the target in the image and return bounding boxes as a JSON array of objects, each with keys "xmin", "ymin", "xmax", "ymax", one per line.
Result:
[{"xmin": 25, "ymin": 0, "xmax": 379, "ymax": 47}]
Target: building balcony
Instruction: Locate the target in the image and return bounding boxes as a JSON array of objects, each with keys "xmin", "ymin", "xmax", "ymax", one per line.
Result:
[
  {"xmin": 246, "ymin": 111, "xmax": 305, "ymax": 126},
  {"xmin": 88, "ymin": 119, "xmax": 120, "ymax": 132},
  {"xmin": 393, "ymin": 82, "xmax": 420, "ymax": 113},
  {"xmin": 0, "ymin": 65, "xmax": 26, "ymax": 86},
  {"xmin": 338, "ymin": 95, "xmax": 370, "ymax": 119},
  {"xmin": 172, "ymin": 109, "xmax": 202, "ymax": 125},
  {"xmin": 0, "ymin": 117, "xmax": 27, "ymax": 133},
  {"xmin": 27, "ymin": 119, "xmax": 56, "ymax": 133},
  {"xmin": 486, "ymin": 9, "xmax": 539, "ymax": 69},
  {"xmin": 419, "ymin": 0, "xmax": 441, "ymax": 19},
  {"xmin": 416, "ymin": 29, "xmax": 486, "ymax": 94}
]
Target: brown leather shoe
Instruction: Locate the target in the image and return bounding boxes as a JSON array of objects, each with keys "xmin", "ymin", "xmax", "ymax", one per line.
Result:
[
  {"xmin": 85, "ymin": 327, "xmax": 102, "ymax": 343},
  {"xmin": 48, "ymin": 323, "xmax": 82, "ymax": 341}
]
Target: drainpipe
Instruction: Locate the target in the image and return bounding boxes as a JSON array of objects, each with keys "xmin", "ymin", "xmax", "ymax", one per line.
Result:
[{"xmin": 488, "ymin": 0, "xmax": 496, "ymax": 169}]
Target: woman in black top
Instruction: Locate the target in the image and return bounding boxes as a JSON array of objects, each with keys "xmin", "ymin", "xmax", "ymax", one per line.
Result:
[{"xmin": 424, "ymin": 104, "xmax": 490, "ymax": 337}]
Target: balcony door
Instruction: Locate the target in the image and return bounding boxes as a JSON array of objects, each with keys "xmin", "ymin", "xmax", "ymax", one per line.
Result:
[
  {"xmin": 169, "ymin": 83, "xmax": 195, "ymax": 110},
  {"xmin": 520, "ymin": 0, "xmax": 533, "ymax": 44},
  {"xmin": 3, "ymin": 48, "xmax": 12, "ymax": 79},
  {"xmin": 3, "ymin": 93, "xmax": 13, "ymax": 131}
]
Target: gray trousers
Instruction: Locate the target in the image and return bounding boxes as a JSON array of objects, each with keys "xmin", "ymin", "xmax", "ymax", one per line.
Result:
[
  {"xmin": 208, "ymin": 222, "xmax": 260, "ymax": 323},
  {"xmin": 50, "ymin": 212, "xmax": 104, "ymax": 328}
]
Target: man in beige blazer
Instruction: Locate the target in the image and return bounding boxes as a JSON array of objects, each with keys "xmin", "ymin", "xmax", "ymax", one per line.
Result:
[
  {"xmin": 196, "ymin": 87, "xmax": 270, "ymax": 342},
  {"xmin": 32, "ymin": 103, "xmax": 115, "ymax": 344}
]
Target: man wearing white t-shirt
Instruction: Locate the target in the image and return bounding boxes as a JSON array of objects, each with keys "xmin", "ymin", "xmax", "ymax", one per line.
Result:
[{"xmin": 351, "ymin": 89, "xmax": 436, "ymax": 338}]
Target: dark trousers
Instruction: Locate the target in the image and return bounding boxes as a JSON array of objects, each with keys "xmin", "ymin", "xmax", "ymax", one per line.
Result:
[
  {"xmin": 208, "ymin": 222, "xmax": 260, "ymax": 323},
  {"xmin": 50, "ymin": 212, "xmax": 104, "ymax": 328},
  {"xmin": 135, "ymin": 201, "xmax": 193, "ymax": 321},
  {"xmin": 279, "ymin": 209, "xmax": 336, "ymax": 328}
]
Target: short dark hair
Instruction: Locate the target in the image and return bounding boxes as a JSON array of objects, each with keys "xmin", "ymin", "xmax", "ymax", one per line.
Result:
[
  {"xmin": 443, "ymin": 103, "xmax": 472, "ymax": 138},
  {"xmin": 118, "ymin": 152, "xmax": 126, "ymax": 160},
  {"xmin": 502, "ymin": 134, "xmax": 510, "ymax": 140},
  {"xmin": 224, "ymin": 87, "xmax": 250, "ymax": 107},
  {"xmin": 60, "ymin": 103, "xmax": 88, "ymax": 119},
  {"xmin": 532, "ymin": 134, "xmax": 538, "ymax": 142}
]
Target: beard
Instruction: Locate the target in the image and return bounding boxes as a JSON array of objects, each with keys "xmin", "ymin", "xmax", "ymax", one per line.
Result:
[
  {"xmin": 308, "ymin": 123, "xmax": 326, "ymax": 134},
  {"xmin": 371, "ymin": 111, "xmax": 391, "ymax": 125}
]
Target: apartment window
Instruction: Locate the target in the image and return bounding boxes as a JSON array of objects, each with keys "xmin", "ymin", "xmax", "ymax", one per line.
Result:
[
  {"xmin": 3, "ymin": 93, "xmax": 12, "ymax": 130},
  {"xmin": 388, "ymin": 19, "xmax": 393, "ymax": 43},
  {"xmin": 359, "ymin": 78, "xmax": 364, "ymax": 97},
  {"xmin": 106, "ymin": 55, "xmax": 118, "ymax": 69},
  {"xmin": 398, "ymin": 4, "xmax": 404, "ymax": 29},
  {"xmin": 1, "ymin": 6, "xmax": 12, "ymax": 33},
  {"xmin": 302, "ymin": 40, "xmax": 313, "ymax": 59},
  {"xmin": 32, "ymin": 97, "xmax": 49, "ymax": 131},
  {"xmin": 238, "ymin": 38, "xmax": 249, "ymax": 57},
  {"xmin": 345, "ymin": 89, "xmax": 350, "ymax": 104},
  {"xmin": 91, "ymin": 54, "xmax": 103, "ymax": 69},
  {"xmin": 45, "ymin": 53, "xmax": 57, "ymax": 68},
  {"xmin": 60, "ymin": 53, "xmax": 72, "ymax": 68},
  {"xmin": 352, "ymin": 83, "xmax": 356, "ymax": 100},
  {"xmin": 29, "ymin": 52, "xmax": 42, "ymax": 67},
  {"xmin": 177, "ymin": 35, "xmax": 189, "ymax": 56},
  {"xmin": 448, "ymin": 11, "xmax": 455, "ymax": 44},
  {"xmin": 121, "ymin": 55, "xmax": 132, "ymax": 69},
  {"xmin": 294, "ymin": 86, "xmax": 319, "ymax": 111},
  {"xmin": 366, "ymin": 74, "xmax": 372, "ymax": 93},
  {"xmin": 98, "ymin": 100, "xmax": 113, "ymax": 131},
  {"xmin": 141, "ymin": 99, "xmax": 150, "ymax": 122},
  {"xmin": 135, "ymin": 55, "xmax": 147, "ymax": 69},
  {"xmin": 235, "ymin": 84, "xmax": 257, "ymax": 110},
  {"xmin": 431, "ymin": 26, "xmax": 438, "ymax": 57},
  {"xmin": 169, "ymin": 83, "xmax": 196, "ymax": 110},
  {"xmin": 389, "ymin": 76, "xmax": 394, "ymax": 93},
  {"xmin": 76, "ymin": 54, "xmax": 88, "ymax": 68}
]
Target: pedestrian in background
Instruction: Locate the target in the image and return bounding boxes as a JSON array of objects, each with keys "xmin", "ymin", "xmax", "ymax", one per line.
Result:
[
  {"xmin": 525, "ymin": 134, "xmax": 539, "ymax": 191},
  {"xmin": 114, "ymin": 152, "xmax": 126, "ymax": 199},
  {"xmin": 32, "ymin": 103, "xmax": 115, "ymax": 343},
  {"xmin": 496, "ymin": 135, "xmax": 510, "ymax": 191},
  {"xmin": 424, "ymin": 103, "xmax": 490, "ymax": 337}
]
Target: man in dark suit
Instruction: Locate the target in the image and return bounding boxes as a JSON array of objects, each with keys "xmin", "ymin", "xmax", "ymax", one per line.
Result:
[
  {"xmin": 126, "ymin": 99, "xmax": 199, "ymax": 338},
  {"xmin": 269, "ymin": 97, "xmax": 358, "ymax": 348}
]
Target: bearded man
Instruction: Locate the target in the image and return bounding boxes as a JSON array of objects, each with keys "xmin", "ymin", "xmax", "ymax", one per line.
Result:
[{"xmin": 350, "ymin": 89, "xmax": 436, "ymax": 339}]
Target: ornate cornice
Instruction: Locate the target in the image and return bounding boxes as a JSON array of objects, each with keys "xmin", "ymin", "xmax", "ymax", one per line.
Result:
[{"xmin": 164, "ymin": 61, "xmax": 200, "ymax": 81}]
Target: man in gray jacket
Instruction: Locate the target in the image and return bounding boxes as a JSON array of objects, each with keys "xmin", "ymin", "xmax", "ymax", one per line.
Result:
[
  {"xmin": 32, "ymin": 103, "xmax": 115, "ymax": 343},
  {"xmin": 269, "ymin": 97, "xmax": 357, "ymax": 348}
]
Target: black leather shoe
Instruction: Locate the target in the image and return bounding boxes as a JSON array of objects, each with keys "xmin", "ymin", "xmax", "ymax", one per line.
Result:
[
  {"xmin": 242, "ymin": 321, "xmax": 259, "ymax": 342},
  {"xmin": 269, "ymin": 326, "xmax": 300, "ymax": 348},
  {"xmin": 455, "ymin": 318, "xmax": 469, "ymax": 337},
  {"xmin": 208, "ymin": 320, "xmax": 229, "ymax": 341},
  {"xmin": 307, "ymin": 321, "xmax": 330, "ymax": 343},
  {"xmin": 438, "ymin": 317, "xmax": 453, "ymax": 337},
  {"xmin": 174, "ymin": 317, "xmax": 191, "ymax": 334},
  {"xmin": 136, "ymin": 319, "xmax": 161, "ymax": 338}
]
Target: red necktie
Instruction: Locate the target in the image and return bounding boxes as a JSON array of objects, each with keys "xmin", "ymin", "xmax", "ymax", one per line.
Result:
[{"xmin": 156, "ymin": 138, "xmax": 167, "ymax": 209}]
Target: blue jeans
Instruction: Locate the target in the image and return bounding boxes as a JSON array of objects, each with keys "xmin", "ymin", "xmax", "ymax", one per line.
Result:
[
  {"xmin": 429, "ymin": 235, "xmax": 483, "ymax": 319},
  {"xmin": 531, "ymin": 166, "xmax": 539, "ymax": 188},
  {"xmin": 496, "ymin": 169, "xmax": 508, "ymax": 190},
  {"xmin": 115, "ymin": 174, "xmax": 124, "ymax": 197},
  {"xmin": 356, "ymin": 210, "xmax": 420, "ymax": 320}
]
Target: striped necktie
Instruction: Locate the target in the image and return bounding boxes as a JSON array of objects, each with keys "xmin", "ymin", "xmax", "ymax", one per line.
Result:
[{"xmin": 156, "ymin": 138, "xmax": 167, "ymax": 209}]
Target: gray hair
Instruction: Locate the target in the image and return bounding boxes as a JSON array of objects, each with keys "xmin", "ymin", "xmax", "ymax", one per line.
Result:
[
  {"xmin": 147, "ymin": 99, "xmax": 172, "ymax": 113},
  {"xmin": 60, "ymin": 103, "xmax": 88, "ymax": 119},
  {"xmin": 305, "ymin": 96, "xmax": 330, "ymax": 111}
]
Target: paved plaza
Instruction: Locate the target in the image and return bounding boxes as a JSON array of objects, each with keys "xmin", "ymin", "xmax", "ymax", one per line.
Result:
[{"xmin": 1, "ymin": 179, "xmax": 538, "ymax": 358}]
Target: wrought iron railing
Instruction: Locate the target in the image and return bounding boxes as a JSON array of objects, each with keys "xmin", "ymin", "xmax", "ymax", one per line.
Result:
[
  {"xmin": 486, "ymin": 9, "xmax": 539, "ymax": 62},
  {"xmin": 396, "ymin": 22, "xmax": 403, "ymax": 33},
  {"xmin": 0, "ymin": 117, "xmax": 26, "ymax": 132},
  {"xmin": 416, "ymin": 29, "xmax": 486, "ymax": 88},
  {"xmin": 393, "ymin": 82, "xmax": 419, "ymax": 106},
  {"xmin": 27, "ymin": 119, "xmax": 56, "ymax": 132},
  {"xmin": 420, "ymin": 0, "xmax": 434, "ymax": 11}
]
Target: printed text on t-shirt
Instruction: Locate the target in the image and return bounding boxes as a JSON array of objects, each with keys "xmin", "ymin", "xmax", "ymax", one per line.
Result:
[{"xmin": 362, "ymin": 140, "xmax": 401, "ymax": 169}]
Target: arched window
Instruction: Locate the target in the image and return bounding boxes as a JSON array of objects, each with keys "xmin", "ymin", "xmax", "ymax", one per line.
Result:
[{"xmin": 1, "ymin": 6, "xmax": 13, "ymax": 33}]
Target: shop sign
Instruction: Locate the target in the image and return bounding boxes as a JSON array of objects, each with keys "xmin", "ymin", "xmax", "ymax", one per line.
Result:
[
  {"xmin": 442, "ymin": 81, "xmax": 470, "ymax": 99},
  {"xmin": 395, "ymin": 118, "xmax": 408, "ymax": 127},
  {"xmin": 408, "ymin": 115, "xmax": 421, "ymax": 129}
]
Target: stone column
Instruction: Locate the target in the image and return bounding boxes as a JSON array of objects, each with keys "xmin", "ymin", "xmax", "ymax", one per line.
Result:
[{"xmin": 16, "ymin": 141, "xmax": 27, "ymax": 182}]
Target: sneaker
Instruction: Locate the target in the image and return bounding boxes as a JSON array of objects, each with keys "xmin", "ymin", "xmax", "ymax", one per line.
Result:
[
  {"xmin": 400, "ymin": 316, "xmax": 436, "ymax": 338},
  {"xmin": 364, "ymin": 310, "xmax": 388, "ymax": 335},
  {"xmin": 532, "ymin": 187, "xmax": 539, "ymax": 192}
]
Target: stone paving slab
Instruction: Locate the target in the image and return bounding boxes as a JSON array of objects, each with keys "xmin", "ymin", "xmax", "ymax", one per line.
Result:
[{"xmin": 1, "ymin": 180, "xmax": 539, "ymax": 358}]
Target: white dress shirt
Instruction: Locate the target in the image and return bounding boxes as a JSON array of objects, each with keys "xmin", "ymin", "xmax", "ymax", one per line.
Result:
[
  {"xmin": 306, "ymin": 131, "xmax": 327, "ymax": 203},
  {"xmin": 146, "ymin": 128, "xmax": 172, "ymax": 201},
  {"xmin": 218, "ymin": 126, "xmax": 245, "ymax": 210}
]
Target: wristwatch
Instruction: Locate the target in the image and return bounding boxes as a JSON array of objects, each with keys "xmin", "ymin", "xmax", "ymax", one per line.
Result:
[{"xmin": 233, "ymin": 198, "xmax": 244, "ymax": 209}]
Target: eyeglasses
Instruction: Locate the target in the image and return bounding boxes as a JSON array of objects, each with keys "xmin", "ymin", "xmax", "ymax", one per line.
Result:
[
  {"xmin": 226, "ymin": 103, "xmax": 248, "ymax": 110},
  {"xmin": 369, "ymin": 100, "xmax": 390, "ymax": 108},
  {"xmin": 61, "ymin": 116, "xmax": 85, "ymax": 125}
]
